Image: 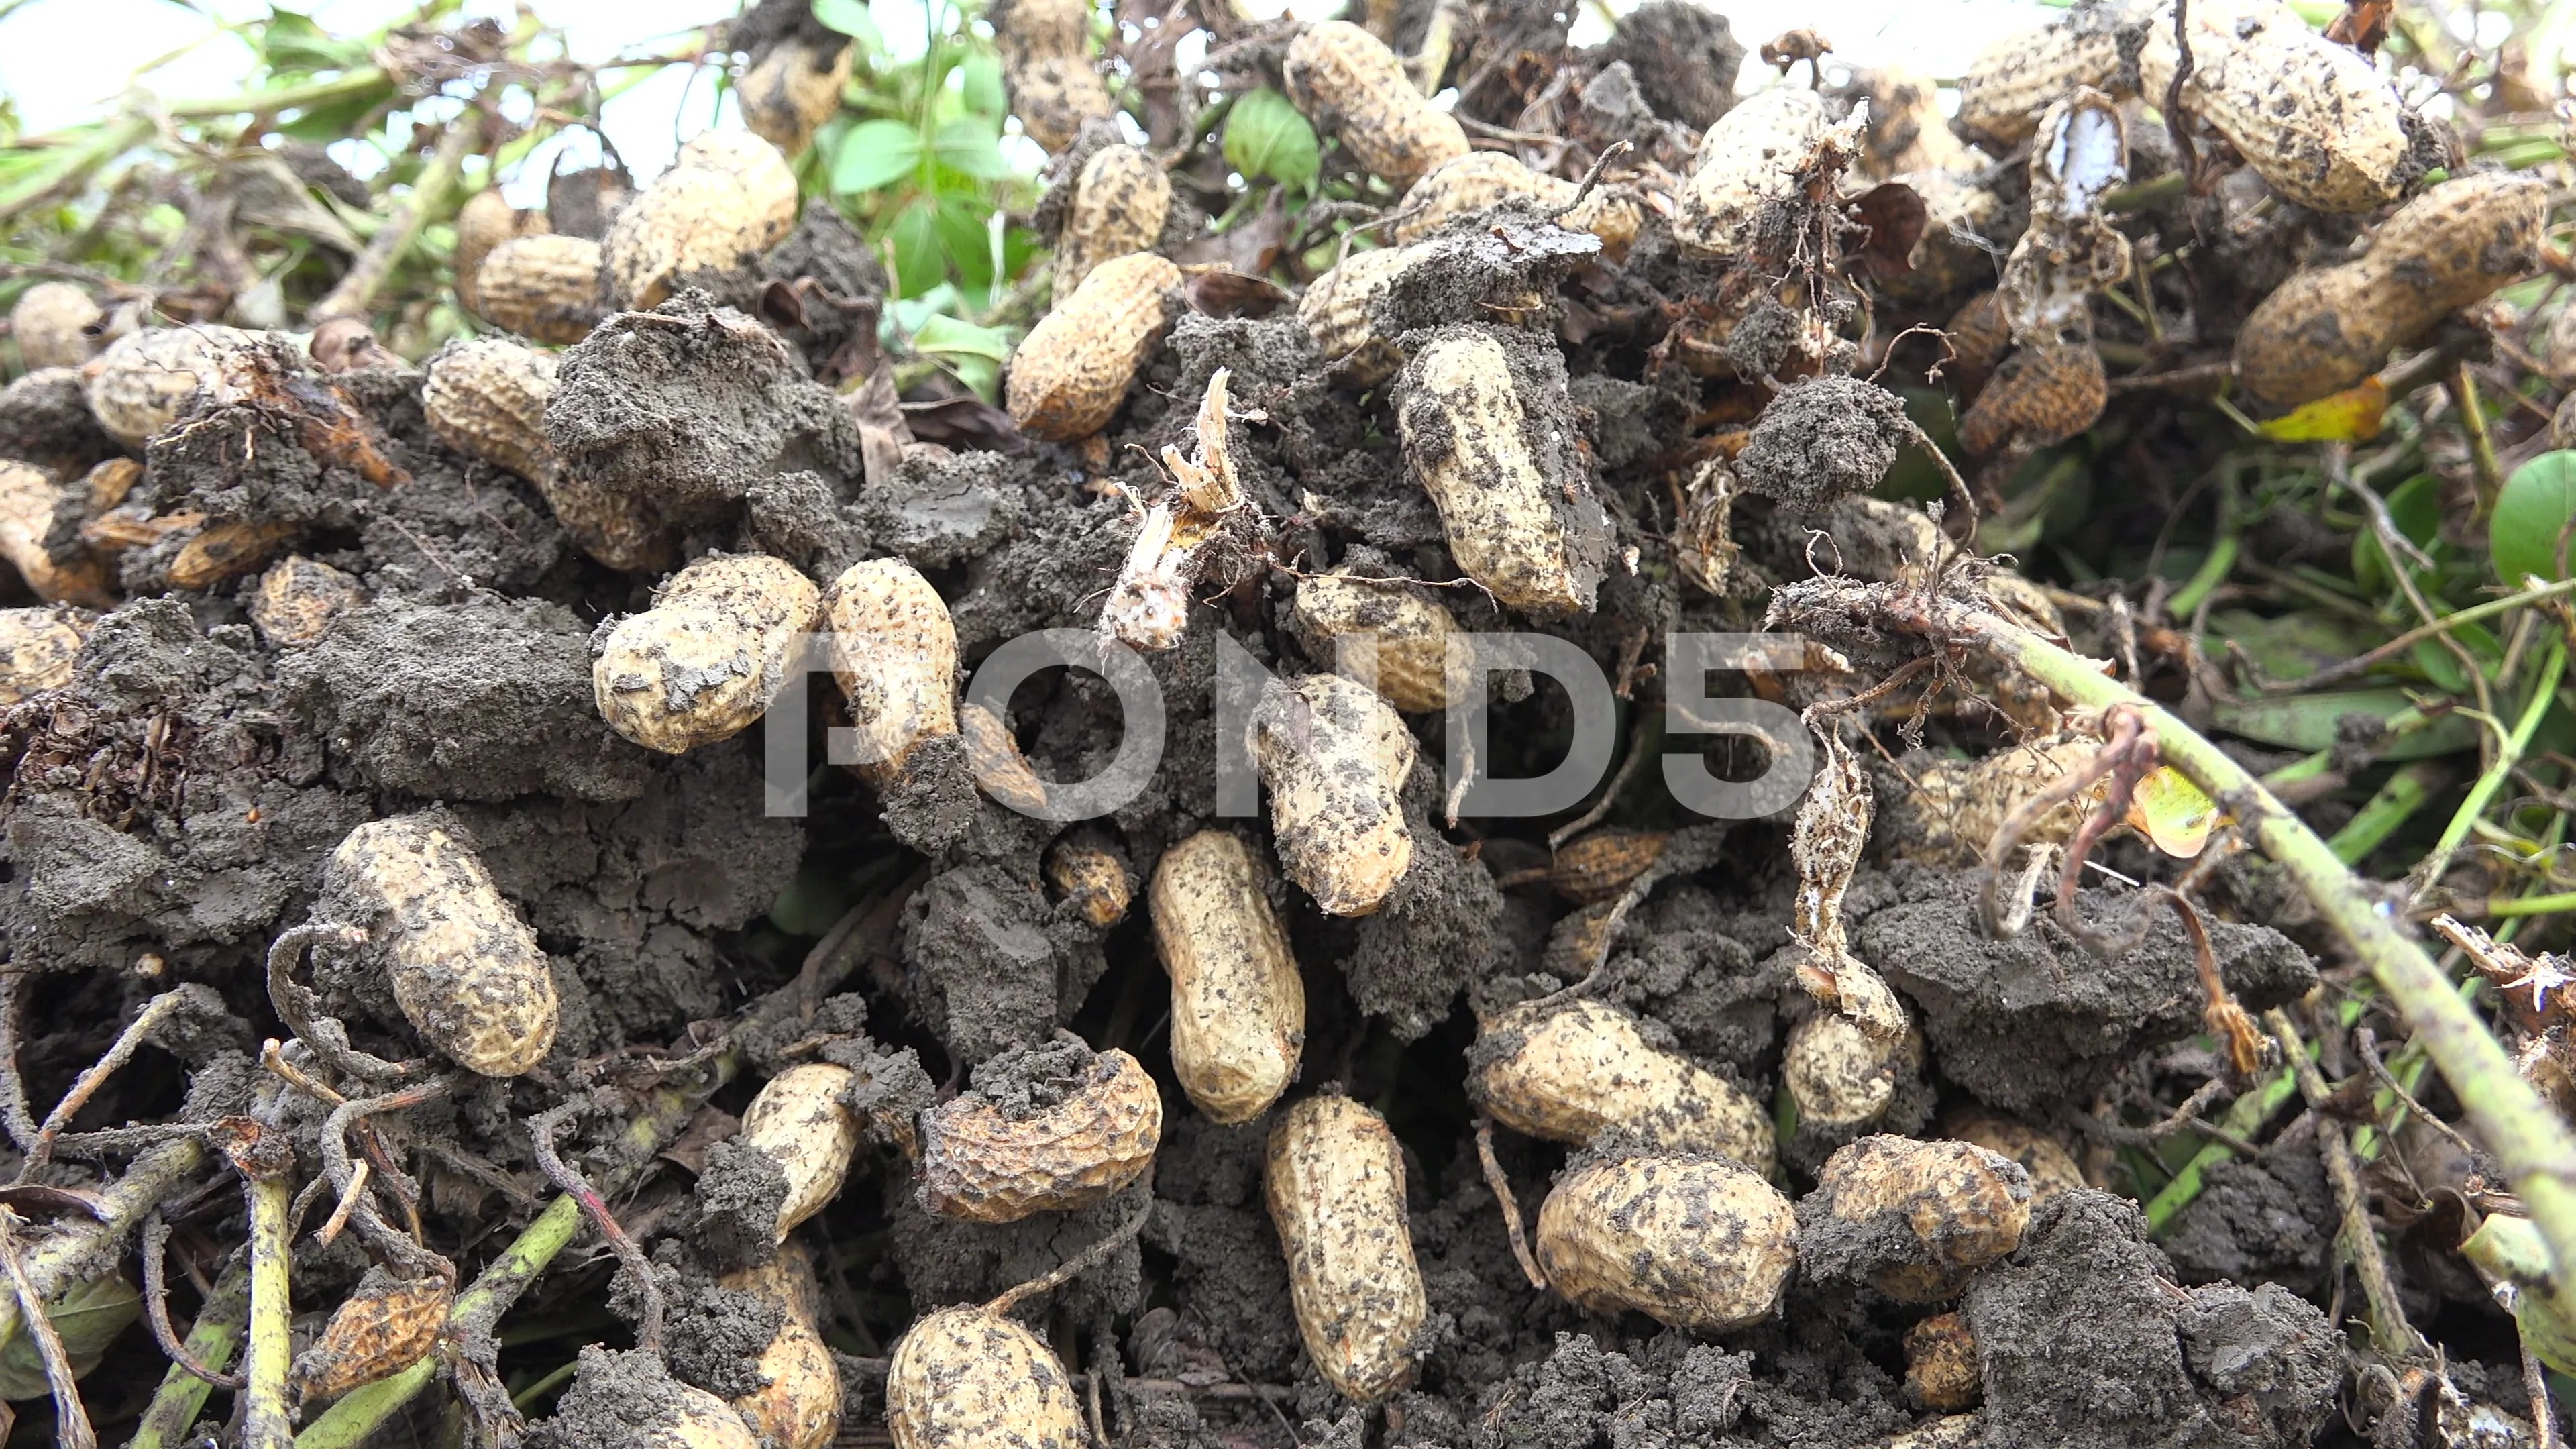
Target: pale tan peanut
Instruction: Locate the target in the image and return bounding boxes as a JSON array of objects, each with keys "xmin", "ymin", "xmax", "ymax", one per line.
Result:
[
  {"xmin": 1953, "ymin": 20, "xmax": 2125, "ymax": 148},
  {"xmin": 823, "ymin": 557, "xmax": 959, "ymax": 780},
  {"xmin": 453, "ymin": 190, "xmax": 549, "ymax": 319},
  {"xmin": 1468, "ymin": 998, "xmax": 1776, "ymax": 1175},
  {"xmin": 1006, "ymin": 252, "xmax": 1179, "ymax": 441},
  {"xmin": 1287, "ymin": 569, "xmax": 1468, "ymax": 713},
  {"xmin": 0, "ymin": 606, "xmax": 89, "ymax": 706},
  {"xmin": 723, "ymin": 1248, "xmax": 839, "ymax": 1449},
  {"xmin": 1940, "ymin": 1108, "xmax": 2085, "ymax": 1201},
  {"xmin": 1055, "ymin": 144, "xmax": 1171, "ymax": 298},
  {"xmin": 1045, "ymin": 830, "xmax": 1131, "ymax": 927},
  {"xmin": 594, "ymin": 553, "xmax": 821, "ymax": 754},
  {"xmin": 1299, "ymin": 244, "xmax": 1412, "ymax": 385},
  {"xmin": 2139, "ymin": 0, "xmax": 2407, "ymax": 213},
  {"xmin": 1283, "ymin": 21, "xmax": 1470, "ymax": 189},
  {"xmin": 1674, "ymin": 84, "xmax": 1827, "ymax": 260},
  {"xmin": 0, "ymin": 460, "xmax": 108, "ymax": 606},
  {"xmin": 1880, "ymin": 735, "xmax": 2100, "ymax": 867},
  {"xmin": 1149, "ymin": 830, "xmax": 1305, "ymax": 1124},
  {"xmin": 885, "ymin": 1305, "xmax": 1084, "ymax": 1449},
  {"xmin": 1254, "ymin": 672, "xmax": 1415, "ymax": 918},
  {"xmin": 741, "ymin": 37, "xmax": 855, "ymax": 158},
  {"xmin": 1904, "ymin": 1312, "xmax": 1982, "ymax": 1411},
  {"xmin": 322, "ymin": 814, "xmax": 558, "ymax": 1078},
  {"xmin": 1886, "ymin": 1415, "xmax": 1985, "ymax": 1449},
  {"xmin": 1265, "ymin": 1094, "xmax": 1427, "ymax": 1403},
  {"xmin": 250, "ymin": 557, "xmax": 366, "ymax": 647},
  {"xmin": 1851, "ymin": 67, "xmax": 1972, "ymax": 179},
  {"xmin": 918, "ymin": 1046, "xmax": 1161, "ymax": 1222},
  {"xmin": 1801, "ymin": 1134, "xmax": 2033, "ymax": 1302},
  {"xmin": 1784, "ymin": 1009, "xmax": 1924, "ymax": 1136},
  {"xmin": 423, "ymin": 335, "xmax": 558, "ymax": 484},
  {"xmin": 1390, "ymin": 152, "xmax": 1640, "ymax": 254},
  {"xmin": 961, "ymin": 701, "xmax": 1051, "ymax": 813},
  {"xmin": 169, "ymin": 518, "xmax": 300, "ymax": 591},
  {"xmin": 1534, "ymin": 1150, "xmax": 1798, "ymax": 1331},
  {"xmin": 2235, "ymin": 172, "xmax": 2547, "ymax": 408},
  {"xmin": 11, "ymin": 282, "xmax": 102, "ymax": 370},
  {"xmin": 605, "ymin": 132, "xmax": 800, "ymax": 310},
  {"xmin": 741, "ymin": 1063, "xmax": 862, "ymax": 1239},
  {"xmin": 81, "ymin": 325, "xmax": 262, "ymax": 448},
  {"xmin": 990, "ymin": 0, "xmax": 1114, "ymax": 152},
  {"xmin": 1393, "ymin": 327, "xmax": 1606, "ymax": 616},
  {"xmin": 474, "ymin": 235, "xmax": 604, "ymax": 345}
]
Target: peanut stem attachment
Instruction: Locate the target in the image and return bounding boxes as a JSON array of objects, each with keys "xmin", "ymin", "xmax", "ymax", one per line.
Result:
[{"xmin": 1768, "ymin": 576, "xmax": 2576, "ymax": 1322}]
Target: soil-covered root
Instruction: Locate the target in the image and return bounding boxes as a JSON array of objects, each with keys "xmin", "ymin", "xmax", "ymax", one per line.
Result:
[{"xmin": 1533, "ymin": 1146, "xmax": 1798, "ymax": 1330}]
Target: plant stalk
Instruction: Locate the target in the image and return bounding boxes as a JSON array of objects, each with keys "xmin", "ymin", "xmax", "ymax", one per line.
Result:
[
  {"xmin": 129, "ymin": 1263, "xmax": 249, "ymax": 1449},
  {"xmin": 244, "ymin": 1172, "xmax": 294, "ymax": 1449},
  {"xmin": 309, "ymin": 109, "xmax": 483, "ymax": 324}
]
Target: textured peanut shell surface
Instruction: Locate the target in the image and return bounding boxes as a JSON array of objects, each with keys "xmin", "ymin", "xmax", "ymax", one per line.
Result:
[
  {"xmin": 474, "ymin": 235, "xmax": 605, "ymax": 345},
  {"xmin": 1283, "ymin": 21, "xmax": 1470, "ymax": 189},
  {"xmin": 1534, "ymin": 1151, "xmax": 1799, "ymax": 1330},
  {"xmin": 1393, "ymin": 152, "xmax": 1576, "ymax": 246},
  {"xmin": 0, "ymin": 460, "xmax": 108, "ymax": 606},
  {"xmin": 594, "ymin": 553, "xmax": 822, "ymax": 754},
  {"xmin": 885, "ymin": 1305, "xmax": 1085, "ymax": 1449},
  {"xmin": 1468, "ymin": 998, "xmax": 1776, "ymax": 1174},
  {"xmin": 1255, "ymin": 672, "xmax": 1415, "ymax": 917},
  {"xmin": 1878, "ymin": 735, "xmax": 2098, "ymax": 867},
  {"xmin": 291, "ymin": 1267, "xmax": 451, "ymax": 1403},
  {"xmin": 170, "ymin": 519, "xmax": 299, "ymax": 592},
  {"xmin": 1006, "ymin": 252, "xmax": 1180, "ymax": 441},
  {"xmin": 1297, "ymin": 244, "xmax": 1411, "ymax": 384},
  {"xmin": 424, "ymin": 336, "xmax": 559, "ymax": 484},
  {"xmin": 1783, "ymin": 1009, "xmax": 1923, "ymax": 1130},
  {"xmin": 1150, "ymin": 830, "xmax": 1304, "ymax": 1123},
  {"xmin": 2140, "ymin": 0, "xmax": 2407, "ymax": 214},
  {"xmin": 741, "ymin": 38, "xmax": 855, "ymax": 158},
  {"xmin": 1045, "ymin": 833, "xmax": 1131, "ymax": 928},
  {"xmin": 1941, "ymin": 1108, "xmax": 2086, "ymax": 1200},
  {"xmin": 824, "ymin": 557, "xmax": 961, "ymax": 775},
  {"xmin": 1057, "ymin": 144, "xmax": 1172, "ymax": 298},
  {"xmin": 1674, "ymin": 85, "xmax": 1827, "ymax": 259},
  {"xmin": 1265, "ymin": 1094, "xmax": 1428, "ymax": 1403},
  {"xmin": 741, "ymin": 1061, "xmax": 862, "ymax": 1239},
  {"xmin": 249, "ymin": 557, "xmax": 366, "ymax": 648},
  {"xmin": 454, "ymin": 189, "xmax": 549, "ymax": 318},
  {"xmin": 2235, "ymin": 172, "xmax": 2547, "ymax": 408},
  {"xmin": 1287, "ymin": 570, "xmax": 1466, "ymax": 713},
  {"xmin": 1959, "ymin": 341, "xmax": 2108, "ymax": 456},
  {"xmin": 11, "ymin": 283, "xmax": 102, "ymax": 371},
  {"xmin": 1395, "ymin": 327, "xmax": 1607, "ymax": 616},
  {"xmin": 723, "ymin": 1250, "xmax": 839, "ymax": 1449},
  {"xmin": 323, "ymin": 814, "xmax": 558, "ymax": 1077},
  {"xmin": 1548, "ymin": 829, "xmax": 1668, "ymax": 904},
  {"xmin": 0, "ymin": 606, "xmax": 89, "ymax": 706},
  {"xmin": 1904, "ymin": 1311, "xmax": 1982, "ymax": 1412},
  {"xmin": 918, "ymin": 1046, "xmax": 1161, "ymax": 1222},
  {"xmin": 604, "ymin": 133, "xmax": 800, "ymax": 309},
  {"xmin": 83, "ymin": 326, "xmax": 259, "ymax": 448},
  {"xmin": 990, "ymin": 0, "xmax": 1115, "ymax": 151},
  {"xmin": 1953, "ymin": 22, "xmax": 2125, "ymax": 147},
  {"xmin": 1805, "ymin": 1134, "xmax": 2033, "ymax": 1303}
]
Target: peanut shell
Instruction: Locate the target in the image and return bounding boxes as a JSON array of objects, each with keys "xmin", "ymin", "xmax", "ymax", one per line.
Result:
[
  {"xmin": 1265, "ymin": 1094, "xmax": 1427, "ymax": 1403},
  {"xmin": 1298, "ymin": 244, "xmax": 1412, "ymax": 385},
  {"xmin": 0, "ymin": 606, "xmax": 89, "ymax": 706},
  {"xmin": 742, "ymin": 1063, "xmax": 862, "ymax": 1239},
  {"xmin": 322, "ymin": 813, "xmax": 558, "ymax": 1078},
  {"xmin": 606, "ymin": 133, "xmax": 800, "ymax": 310},
  {"xmin": 1006, "ymin": 252, "xmax": 1180, "ymax": 441},
  {"xmin": 918, "ymin": 1046, "xmax": 1162, "ymax": 1222},
  {"xmin": 0, "ymin": 460, "xmax": 108, "ymax": 606},
  {"xmin": 291, "ymin": 1266, "xmax": 451, "ymax": 1405},
  {"xmin": 1958, "ymin": 342, "xmax": 2106, "ymax": 456},
  {"xmin": 11, "ymin": 282, "xmax": 102, "ymax": 370},
  {"xmin": 1149, "ymin": 830, "xmax": 1305, "ymax": 1124},
  {"xmin": 1674, "ymin": 84, "xmax": 1827, "ymax": 260},
  {"xmin": 741, "ymin": 38, "xmax": 855, "ymax": 158},
  {"xmin": 1254, "ymin": 672, "xmax": 1415, "ymax": 917},
  {"xmin": 1940, "ymin": 1107, "xmax": 2085, "ymax": 1201},
  {"xmin": 594, "ymin": 552, "xmax": 822, "ymax": 754},
  {"xmin": 1283, "ymin": 21, "xmax": 1470, "ymax": 189},
  {"xmin": 424, "ymin": 335, "xmax": 558, "ymax": 485},
  {"xmin": 1954, "ymin": 21, "xmax": 2125, "ymax": 147},
  {"xmin": 1056, "ymin": 144, "xmax": 1171, "ymax": 298},
  {"xmin": 1391, "ymin": 152, "xmax": 1636, "ymax": 253},
  {"xmin": 82, "ymin": 325, "xmax": 260, "ymax": 448},
  {"xmin": 1904, "ymin": 1311, "xmax": 1982, "ymax": 1411},
  {"xmin": 454, "ymin": 190, "xmax": 549, "ymax": 319},
  {"xmin": 961, "ymin": 701, "xmax": 1051, "ymax": 814},
  {"xmin": 885, "ymin": 1305, "xmax": 1084, "ymax": 1449},
  {"xmin": 475, "ymin": 235, "xmax": 605, "ymax": 345},
  {"xmin": 824, "ymin": 557, "xmax": 960, "ymax": 778},
  {"xmin": 1468, "ymin": 998, "xmax": 1776, "ymax": 1174},
  {"xmin": 1045, "ymin": 830, "xmax": 1131, "ymax": 928},
  {"xmin": 1801, "ymin": 1134, "xmax": 2033, "ymax": 1302},
  {"xmin": 1784, "ymin": 1008, "xmax": 1924, "ymax": 1134},
  {"xmin": 990, "ymin": 0, "xmax": 1115, "ymax": 152},
  {"xmin": 2139, "ymin": 0, "xmax": 2407, "ymax": 213},
  {"xmin": 723, "ymin": 1248, "xmax": 839, "ymax": 1449},
  {"xmin": 1534, "ymin": 1150, "xmax": 1798, "ymax": 1331},
  {"xmin": 249, "ymin": 557, "xmax": 366, "ymax": 647},
  {"xmin": 1549, "ymin": 829, "xmax": 1668, "ymax": 904},
  {"xmin": 170, "ymin": 518, "xmax": 299, "ymax": 591},
  {"xmin": 1287, "ymin": 569, "xmax": 1468, "ymax": 713}
]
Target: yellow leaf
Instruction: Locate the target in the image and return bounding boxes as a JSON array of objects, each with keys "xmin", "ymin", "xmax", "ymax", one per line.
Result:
[
  {"xmin": 2257, "ymin": 378, "xmax": 2387, "ymax": 443},
  {"xmin": 2125, "ymin": 766, "xmax": 2222, "ymax": 858}
]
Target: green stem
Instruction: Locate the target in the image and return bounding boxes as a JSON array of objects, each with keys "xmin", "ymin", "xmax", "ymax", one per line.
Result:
[
  {"xmin": 2428, "ymin": 637, "xmax": 2566, "ymax": 865},
  {"xmin": 2142, "ymin": 1065, "xmax": 2304, "ymax": 1233},
  {"xmin": 2166, "ymin": 531, "xmax": 2241, "ymax": 621},
  {"xmin": 244, "ymin": 1174, "xmax": 294, "ymax": 1449},
  {"xmin": 0, "ymin": 1133, "xmax": 204, "ymax": 1353},
  {"xmin": 2329, "ymin": 760, "xmax": 2449, "ymax": 865},
  {"xmin": 2481, "ymin": 889, "xmax": 2576, "ymax": 917},
  {"xmin": 129, "ymin": 1263, "xmax": 249, "ymax": 1449},
  {"xmin": 309, "ymin": 109, "xmax": 482, "ymax": 323},
  {"xmin": 164, "ymin": 69, "xmax": 391, "ymax": 119},
  {"xmin": 1778, "ymin": 580, "xmax": 2576, "ymax": 1320}
]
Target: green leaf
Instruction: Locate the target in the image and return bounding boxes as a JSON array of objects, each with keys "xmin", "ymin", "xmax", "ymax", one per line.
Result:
[
  {"xmin": 2211, "ymin": 688, "xmax": 2481, "ymax": 760},
  {"xmin": 1224, "ymin": 88, "xmax": 1320, "ymax": 189},
  {"xmin": 960, "ymin": 52, "xmax": 1007, "ymax": 119},
  {"xmin": 886, "ymin": 199, "xmax": 944, "ymax": 297},
  {"xmin": 260, "ymin": 11, "xmax": 372, "ymax": 72},
  {"xmin": 0, "ymin": 1274, "xmax": 139, "ymax": 1401},
  {"xmin": 2209, "ymin": 609, "xmax": 2389, "ymax": 684},
  {"xmin": 912, "ymin": 313, "xmax": 1014, "ymax": 363},
  {"xmin": 2410, "ymin": 620, "xmax": 2503, "ymax": 696},
  {"xmin": 2459, "ymin": 1215, "xmax": 2575, "ymax": 1374},
  {"xmin": 2492, "ymin": 451, "xmax": 2576, "ymax": 586},
  {"xmin": 930, "ymin": 117, "xmax": 1011, "ymax": 180},
  {"xmin": 831, "ymin": 119, "xmax": 925, "ymax": 195},
  {"xmin": 812, "ymin": 0, "xmax": 885, "ymax": 47},
  {"xmin": 936, "ymin": 197, "xmax": 995, "ymax": 288}
]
